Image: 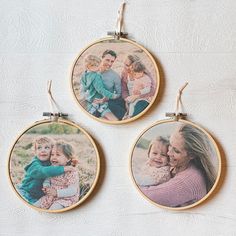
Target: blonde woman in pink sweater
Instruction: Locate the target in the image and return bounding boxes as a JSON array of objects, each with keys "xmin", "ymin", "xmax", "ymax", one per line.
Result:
[{"xmin": 141, "ymin": 124, "xmax": 216, "ymax": 208}]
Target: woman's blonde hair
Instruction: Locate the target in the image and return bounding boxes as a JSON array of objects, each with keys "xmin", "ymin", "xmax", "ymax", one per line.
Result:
[
  {"xmin": 54, "ymin": 141, "xmax": 78, "ymax": 167},
  {"xmin": 179, "ymin": 124, "xmax": 217, "ymax": 192}
]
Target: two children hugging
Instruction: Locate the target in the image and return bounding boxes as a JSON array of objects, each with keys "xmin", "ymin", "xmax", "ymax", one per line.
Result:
[
  {"xmin": 136, "ymin": 136, "xmax": 171, "ymax": 187},
  {"xmin": 17, "ymin": 136, "xmax": 80, "ymax": 210}
]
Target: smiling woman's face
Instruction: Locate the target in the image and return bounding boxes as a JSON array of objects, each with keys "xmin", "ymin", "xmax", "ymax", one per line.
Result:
[{"xmin": 167, "ymin": 129, "xmax": 191, "ymax": 169}]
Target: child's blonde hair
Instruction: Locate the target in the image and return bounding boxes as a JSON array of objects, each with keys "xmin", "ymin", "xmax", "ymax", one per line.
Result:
[
  {"xmin": 53, "ymin": 141, "xmax": 78, "ymax": 167},
  {"xmin": 147, "ymin": 136, "xmax": 169, "ymax": 158},
  {"xmin": 33, "ymin": 136, "xmax": 53, "ymax": 150},
  {"xmin": 85, "ymin": 55, "xmax": 101, "ymax": 68},
  {"xmin": 132, "ymin": 61, "xmax": 146, "ymax": 73}
]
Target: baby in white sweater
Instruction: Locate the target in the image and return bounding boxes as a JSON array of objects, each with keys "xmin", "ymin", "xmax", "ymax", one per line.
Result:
[{"xmin": 136, "ymin": 136, "xmax": 171, "ymax": 186}]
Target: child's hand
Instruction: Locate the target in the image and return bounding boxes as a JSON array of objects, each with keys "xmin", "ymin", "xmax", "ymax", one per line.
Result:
[
  {"xmin": 126, "ymin": 95, "xmax": 138, "ymax": 103},
  {"xmin": 42, "ymin": 187, "xmax": 48, "ymax": 193},
  {"xmin": 45, "ymin": 187, "xmax": 57, "ymax": 197},
  {"xmin": 64, "ymin": 166, "xmax": 76, "ymax": 172}
]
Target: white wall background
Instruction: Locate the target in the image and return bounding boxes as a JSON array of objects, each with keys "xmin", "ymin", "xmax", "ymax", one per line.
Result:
[{"xmin": 0, "ymin": 0, "xmax": 236, "ymax": 235}]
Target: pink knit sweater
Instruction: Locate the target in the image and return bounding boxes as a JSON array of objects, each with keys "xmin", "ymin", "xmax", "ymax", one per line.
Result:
[{"xmin": 140, "ymin": 164, "xmax": 207, "ymax": 207}]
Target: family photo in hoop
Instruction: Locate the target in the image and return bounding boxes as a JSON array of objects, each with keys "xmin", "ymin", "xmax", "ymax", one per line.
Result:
[
  {"xmin": 131, "ymin": 121, "xmax": 220, "ymax": 209},
  {"xmin": 71, "ymin": 39, "xmax": 159, "ymax": 123},
  {"xmin": 9, "ymin": 122, "xmax": 99, "ymax": 212}
]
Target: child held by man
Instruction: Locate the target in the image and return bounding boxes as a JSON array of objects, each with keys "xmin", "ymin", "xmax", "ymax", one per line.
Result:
[{"xmin": 81, "ymin": 55, "xmax": 119, "ymax": 120}]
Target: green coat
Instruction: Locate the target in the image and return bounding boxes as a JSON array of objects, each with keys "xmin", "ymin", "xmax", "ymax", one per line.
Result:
[
  {"xmin": 81, "ymin": 71, "xmax": 115, "ymax": 102},
  {"xmin": 19, "ymin": 157, "xmax": 64, "ymax": 202}
]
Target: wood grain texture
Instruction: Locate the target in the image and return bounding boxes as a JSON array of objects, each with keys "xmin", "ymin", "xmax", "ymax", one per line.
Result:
[{"xmin": 0, "ymin": 0, "xmax": 236, "ymax": 235}]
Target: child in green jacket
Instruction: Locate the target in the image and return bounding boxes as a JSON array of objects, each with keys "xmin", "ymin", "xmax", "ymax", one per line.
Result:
[
  {"xmin": 17, "ymin": 136, "xmax": 74, "ymax": 204},
  {"xmin": 81, "ymin": 55, "xmax": 119, "ymax": 120}
]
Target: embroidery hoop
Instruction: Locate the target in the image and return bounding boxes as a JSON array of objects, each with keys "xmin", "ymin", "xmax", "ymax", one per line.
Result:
[
  {"xmin": 129, "ymin": 118, "xmax": 222, "ymax": 210},
  {"xmin": 129, "ymin": 84, "xmax": 222, "ymax": 210},
  {"xmin": 70, "ymin": 3, "xmax": 160, "ymax": 124},
  {"xmin": 8, "ymin": 82, "xmax": 100, "ymax": 213}
]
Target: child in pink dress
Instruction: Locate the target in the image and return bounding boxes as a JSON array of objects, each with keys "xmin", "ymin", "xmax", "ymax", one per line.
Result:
[
  {"xmin": 135, "ymin": 136, "xmax": 171, "ymax": 186},
  {"xmin": 124, "ymin": 60, "xmax": 152, "ymax": 118},
  {"xmin": 36, "ymin": 141, "xmax": 80, "ymax": 210}
]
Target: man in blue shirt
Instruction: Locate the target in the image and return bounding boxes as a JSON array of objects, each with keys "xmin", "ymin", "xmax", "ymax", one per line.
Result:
[{"xmin": 95, "ymin": 50, "xmax": 126, "ymax": 120}]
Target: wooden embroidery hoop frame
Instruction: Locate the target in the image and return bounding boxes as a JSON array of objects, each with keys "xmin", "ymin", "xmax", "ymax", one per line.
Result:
[
  {"xmin": 8, "ymin": 118, "xmax": 100, "ymax": 213},
  {"xmin": 70, "ymin": 36, "xmax": 160, "ymax": 125},
  {"xmin": 129, "ymin": 118, "xmax": 222, "ymax": 211}
]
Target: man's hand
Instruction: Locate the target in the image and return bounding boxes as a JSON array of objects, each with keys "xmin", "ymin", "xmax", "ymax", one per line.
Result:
[{"xmin": 93, "ymin": 97, "xmax": 108, "ymax": 104}]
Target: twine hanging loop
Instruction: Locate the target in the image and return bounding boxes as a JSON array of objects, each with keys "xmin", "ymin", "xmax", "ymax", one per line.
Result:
[
  {"xmin": 43, "ymin": 80, "xmax": 68, "ymax": 121},
  {"xmin": 166, "ymin": 82, "xmax": 188, "ymax": 120},
  {"xmin": 107, "ymin": 1, "xmax": 128, "ymax": 39},
  {"xmin": 175, "ymin": 82, "xmax": 188, "ymax": 114},
  {"xmin": 115, "ymin": 1, "xmax": 126, "ymax": 36}
]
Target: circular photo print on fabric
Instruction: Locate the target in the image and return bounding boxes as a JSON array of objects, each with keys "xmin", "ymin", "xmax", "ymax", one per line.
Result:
[
  {"xmin": 8, "ymin": 119, "xmax": 100, "ymax": 212},
  {"xmin": 130, "ymin": 119, "xmax": 221, "ymax": 210},
  {"xmin": 71, "ymin": 37, "xmax": 160, "ymax": 124}
]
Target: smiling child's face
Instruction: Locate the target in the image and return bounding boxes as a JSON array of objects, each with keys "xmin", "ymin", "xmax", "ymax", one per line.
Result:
[
  {"xmin": 148, "ymin": 141, "xmax": 168, "ymax": 168},
  {"xmin": 35, "ymin": 143, "xmax": 52, "ymax": 162},
  {"xmin": 50, "ymin": 147, "xmax": 69, "ymax": 166}
]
